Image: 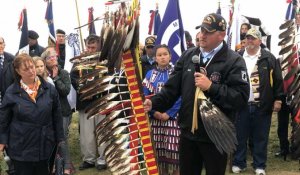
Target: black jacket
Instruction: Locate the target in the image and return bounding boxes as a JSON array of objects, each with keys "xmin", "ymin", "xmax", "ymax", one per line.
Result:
[
  {"xmin": 141, "ymin": 55, "xmax": 156, "ymax": 79},
  {"xmin": 29, "ymin": 43, "xmax": 45, "ymax": 57},
  {"xmin": 239, "ymin": 49, "xmax": 284, "ymax": 114},
  {"xmin": 52, "ymin": 67, "xmax": 72, "ymax": 116},
  {"xmin": 0, "ymin": 77, "xmax": 64, "ymax": 161},
  {"xmin": 57, "ymin": 44, "xmax": 66, "ymax": 68},
  {"xmin": 151, "ymin": 42, "xmax": 250, "ymax": 142},
  {"xmin": 0, "ymin": 52, "xmax": 15, "ymax": 99}
]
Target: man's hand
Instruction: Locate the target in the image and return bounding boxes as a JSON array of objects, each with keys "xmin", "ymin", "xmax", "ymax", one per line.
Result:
[
  {"xmin": 144, "ymin": 99, "xmax": 152, "ymax": 112},
  {"xmin": 0, "ymin": 144, "xmax": 5, "ymax": 152},
  {"xmin": 273, "ymin": 100, "xmax": 282, "ymax": 112},
  {"xmin": 194, "ymin": 72, "xmax": 212, "ymax": 91}
]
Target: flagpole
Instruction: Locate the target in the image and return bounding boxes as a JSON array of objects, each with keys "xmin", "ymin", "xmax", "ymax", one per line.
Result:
[{"xmin": 75, "ymin": 0, "xmax": 85, "ymax": 52}]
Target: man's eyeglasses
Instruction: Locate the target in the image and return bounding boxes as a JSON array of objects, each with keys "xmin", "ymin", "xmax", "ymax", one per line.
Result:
[
  {"xmin": 246, "ymin": 36, "xmax": 257, "ymax": 40},
  {"xmin": 46, "ymin": 55, "xmax": 57, "ymax": 60}
]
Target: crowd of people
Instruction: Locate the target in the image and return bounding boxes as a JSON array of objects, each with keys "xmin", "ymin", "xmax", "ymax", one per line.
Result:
[{"xmin": 0, "ymin": 10, "xmax": 299, "ymax": 175}]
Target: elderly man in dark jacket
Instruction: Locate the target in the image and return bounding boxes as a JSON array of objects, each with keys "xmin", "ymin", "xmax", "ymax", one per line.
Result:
[
  {"xmin": 140, "ymin": 36, "xmax": 157, "ymax": 78},
  {"xmin": 28, "ymin": 30, "xmax": 45, "ymax": 57},
  {"xmin": 144, "ymin": 13, "xmax": 249, "ymax": 175},
  {"xmin": 0, "ymin": 36, "xmax": 15, "ymax": 105}
]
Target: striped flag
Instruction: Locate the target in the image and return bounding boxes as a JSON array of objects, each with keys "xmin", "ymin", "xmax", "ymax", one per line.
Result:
[
  {"xmin": 148, "ymin": 8, "xmax": 161, "ymax": 35},
  {"xmin": 45, "ymin": 0, "xmax": 56, "ymax": 46},
  {"xmin": 18, "ymin": 8, "xmax": 29, "ymax": 55},
  {"xmin": 155, "ymin": 0, "xmax": 185, "ymax": 64},
  {"xmin": 88, "ymin": 7, "xmax": 96, "ymax": 35}
]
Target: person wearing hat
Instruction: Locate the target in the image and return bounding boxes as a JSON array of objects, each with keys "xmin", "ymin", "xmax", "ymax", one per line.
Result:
[
  {"xmin": 140, "ymin": 36, "xmax": 157, "ymax": 78},
  {"xmin": 232, "ymin": 28, "xmax": 283, "ymax": 175},
  {"xmin": 144, "ymin": 13, "xmax": 249, "ymax": 175},
  {"xmin": 28, "ymin": 30, "xmax": 45, "ymax": 57},
  {"xmin": 185, "ymin": 31, "xmax": 195, "ymax": 49},
  {"xmin": 56, "ymin": 29, "xmax": 66, "ymax": 68}
]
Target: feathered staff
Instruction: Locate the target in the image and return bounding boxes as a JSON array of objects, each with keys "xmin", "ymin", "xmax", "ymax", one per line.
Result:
[
  {"xmin": 192, "ymin": 55, "xmax": 237, "ymax": 155},
  {"xmin": 278, "ymin": 0, "xmax": 300, "ymax": 162}
]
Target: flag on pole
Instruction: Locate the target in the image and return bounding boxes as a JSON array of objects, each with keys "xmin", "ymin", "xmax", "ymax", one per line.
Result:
[
  {"xmin": 286, "ymin": 0, "xmax": 296, "ymax": 20},
  {"xmin": 45, "ymin": 0, "xmax": 56, "ymax": 46},
  {"xmin": 88, "ymin": 7, "xmax": 96, "ymax": 35},
  {"xmin": 227, "ymin": 1, "xmax": 242, "ymax": 51},
  {"xmin": 148, "ymin": 5, "xmax": 161, "ymax": 35},
  {"xmin": 155, "ymin": 0, "xmax": 185, "ymax": 64},
  {"xmin": 65, "ymin": 32, "xmax": 81, "ymax": 110},
  {"xmin": 216, "ymin": 1, "xmax": 221, "ymax": 15},
  {"xmin": 18, "ymin": 8, "xmax": 29, "ymax": 55}
]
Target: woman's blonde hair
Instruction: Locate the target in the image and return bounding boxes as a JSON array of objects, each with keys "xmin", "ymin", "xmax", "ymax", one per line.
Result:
[{"xmin": 33, "ymin": 56, "xmax": 48, "ymax": 80}]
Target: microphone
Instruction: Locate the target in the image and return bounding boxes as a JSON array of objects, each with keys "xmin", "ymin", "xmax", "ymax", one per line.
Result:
[{"xmin": 192, "ymin": 55, "xmax": 200, "ymax": 72}]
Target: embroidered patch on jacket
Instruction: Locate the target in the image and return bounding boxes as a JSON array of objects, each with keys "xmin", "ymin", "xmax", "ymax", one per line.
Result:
[
  {"xmin": 241, "ymin": 70, "xmax": 247, "ymax": 82},
  {"xmin": 210, "ymin": 72, "xmax": 221, "ymax": 83}
]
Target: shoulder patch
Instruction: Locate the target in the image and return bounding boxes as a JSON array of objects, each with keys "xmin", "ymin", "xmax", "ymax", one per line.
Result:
[{"xmin": 241, "ymin": 70, "xmax": 247, "ymax": 82}]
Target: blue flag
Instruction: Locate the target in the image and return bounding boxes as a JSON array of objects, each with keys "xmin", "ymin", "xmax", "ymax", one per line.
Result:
[
  {"xmin": 153, "ymin": 10, "xmax": 161, "ymax": 35},
  {"xmin": 155, "ymin": 0, "xmax": 185, "ymax": 64},
  {"xmin": 45, "ymin": 0, "xmax": 56, "ymax": 46},
  {"xmin": 18, "ymin": 8, "xmax": 29, "ymax": 54}
]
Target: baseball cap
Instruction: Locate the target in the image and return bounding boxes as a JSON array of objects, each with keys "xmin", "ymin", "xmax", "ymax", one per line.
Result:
[
  {"xmin": 145, "ymin": 36, "xmax": 156, "ymax": 48},
  {"xmin": 195, "ymin": 13, "xmax": 227, "ymax": 32},
  {"xmin": 246, "ymin": 28, "xmax": 262, "ymax": 40}
]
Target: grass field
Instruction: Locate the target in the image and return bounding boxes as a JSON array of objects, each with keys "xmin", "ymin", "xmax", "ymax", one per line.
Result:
[{"xmin": 1, "ymin": 112, "xmax": 300, "ymax": 175}]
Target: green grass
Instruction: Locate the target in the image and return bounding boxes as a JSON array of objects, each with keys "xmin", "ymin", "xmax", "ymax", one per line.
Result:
[{"xmin": 1, "ymin": 112, "xmax": 299, "ymax": 175}]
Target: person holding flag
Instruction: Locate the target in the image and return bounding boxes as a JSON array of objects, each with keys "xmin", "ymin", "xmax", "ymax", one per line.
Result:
[{"xmin": 144, "ymin": 13, "xmax": 249, "ymax": 175}]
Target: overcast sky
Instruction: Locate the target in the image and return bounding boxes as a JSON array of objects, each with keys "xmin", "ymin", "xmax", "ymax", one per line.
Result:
[{"xmin": 0, "ymin": 0, "xmax": 287, "ymax": 57}]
